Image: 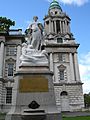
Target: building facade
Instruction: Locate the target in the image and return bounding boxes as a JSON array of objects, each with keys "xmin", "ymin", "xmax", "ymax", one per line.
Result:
[{"xmin": 0, "ymin": 0, "xmax": 84, "ymax": 112}]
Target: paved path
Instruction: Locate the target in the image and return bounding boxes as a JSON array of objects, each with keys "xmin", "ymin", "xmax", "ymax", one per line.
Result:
[{"xmin": 62, "ymin": 111, "xmax": 90, "ymax": 117}]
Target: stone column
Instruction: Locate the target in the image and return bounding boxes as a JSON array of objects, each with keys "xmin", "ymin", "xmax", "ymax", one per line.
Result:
[
  {"xmin": 0, "ymin": 41, "xmax": 4, "ymax": 78},
  {"xmin": 50, "ymin": 53, "xmax": 54, "ymax": 72},
  {"xmin": 16, "ymin": 45, "xmax": 21, "ymax": 71},
  {"xmin": 51, "ymin": 20, "xmax": 53, "ymax": 33},
  {"xmin": 49, "ymin": 20, "xmax": 51, "ymax": 33},
  {"xmin": 65, "ymin": 20, "xmax": 67, "ymax": 33},
  {"xmin": 60, "ymin": 21, "xmax": 62, "ymax": 34},
  {"xmin": 0, "ymin": 39, "xmax": 5, "ymax": 110},
  {"xmin": 49, "ymin": 53, "xmax": 55, "ymax": 82},
  {"xmin": 54, "ymin": 21, "xmax": 57, "ymax": 33},
  {"xmin": 74, "ymin": 53, "xmax": 81, "ymax": 82},
  {"xmin": 62, "ymin": 21, "xmax": 65, "ymax": 34},
  {"xmin": 69, "ymin": 53, "xmax": 75, "ymax": 81},
  {"xmin": 68, "ymin": 23, "xmax": 70, "ymax": 33}
]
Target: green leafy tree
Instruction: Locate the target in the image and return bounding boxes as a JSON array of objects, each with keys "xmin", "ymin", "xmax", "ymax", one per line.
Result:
[
  {"xmin": 0, "ymin": 17, "xmax": 15, "ymax": 32},
  {"xmin": 84, "ymin": 93, "xmax": 90, "ymax": 108}
]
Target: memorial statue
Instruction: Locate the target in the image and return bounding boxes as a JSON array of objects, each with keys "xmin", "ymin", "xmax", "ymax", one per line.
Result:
[
  {"xmin": 25, "ymin": 16, "xmax": 44, "ymax": 50},
  {"xmin": 20, "ymin": 16, "xmax": 48, "ymax": 66}
]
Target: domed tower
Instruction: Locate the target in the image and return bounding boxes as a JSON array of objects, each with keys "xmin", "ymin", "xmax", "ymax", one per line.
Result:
[
  {"xmin": 44, "ymin": 0, "xmax": 71, "ymax": 36},
  {"xmin": 44, "ymin": 0, "xmax": 84, "ymax": 112}
]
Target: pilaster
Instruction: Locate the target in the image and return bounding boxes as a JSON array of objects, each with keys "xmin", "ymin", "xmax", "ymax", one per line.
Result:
[
  {"xmin": 62, "ymin": 21, "xmax": 65, "ymax": 34},
  {"xmin": 60, "ymin": 21, "xmax": 62, "ymax": 34},
  {"xmin": 65, "ymin": 20, "xmax": 67, "ymax": 33},
  {"xmin": 48, "ymin": 18, "xmax": 53, "ymax": 33},
  {"xmin": 0, "ymin": 36, "xmax": 5, "ymax": 111},
  {"xmin": 74, "ymin": 53, "xmax": 81, "ymax": 82},
  {"xmin": 0, "ymin": 37, "xmax": 5, "ymax": 78},
  {"xmin": 16, "ymin": 44, "xmax": 21, "ymax": 71},
  {"xmin": 69, "ymin": 53, "xmax": 75, "ymax": 82},
  {"xmin": 68, "ymin": 23, "xmax": 70, "ymax": 33},
  {"xmin": 54, "ymin": 21, "xmax": 57, "ymax": 33},
  {"xmin": 49, "ymin": 53, "xmax": 54, "ymax": 72}
]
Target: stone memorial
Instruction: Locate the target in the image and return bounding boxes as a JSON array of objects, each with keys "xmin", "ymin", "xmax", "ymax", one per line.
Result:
[{"xmin": 5, "ymin": 16, "xmax": 61, "ymax": 120}]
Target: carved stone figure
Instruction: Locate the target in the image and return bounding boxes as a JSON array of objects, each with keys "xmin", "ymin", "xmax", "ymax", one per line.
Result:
[
  {"xmin": 20, "ymin": 16, "xmax": 48, "ymax": 66},
  {"xmin": 25, "ymin": 16, "xmax": 43, "ymax": 50}
]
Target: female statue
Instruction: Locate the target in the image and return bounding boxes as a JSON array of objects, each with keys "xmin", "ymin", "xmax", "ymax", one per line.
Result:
[
  {"xmin": 20, "ymin": 16, "xmax": 48, "ymax": 66},
  {"xmin": 25, "ymin": 16, "xmax": 43, "ymax": 50}
]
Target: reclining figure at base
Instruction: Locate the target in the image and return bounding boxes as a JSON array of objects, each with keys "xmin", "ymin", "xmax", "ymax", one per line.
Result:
[{"xmin": 20, "ymin": 16, "xmax": 48, "ymax": 66}]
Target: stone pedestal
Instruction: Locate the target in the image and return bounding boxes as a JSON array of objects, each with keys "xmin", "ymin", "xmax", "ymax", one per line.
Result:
[{"xmin": 5, "ymin": 65, "xmax": 61, "ymax": 120}]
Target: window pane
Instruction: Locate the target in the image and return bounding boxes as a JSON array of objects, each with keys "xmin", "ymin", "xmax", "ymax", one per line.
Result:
[
  {"xmin": 6, "ymin": 88, "xmax": 12, "ymax": 104},
  {"xmin": 57, "ymin": 38, "xmax": 63, "ymax": 43},
  {"xmin": 61, "ymin": 91, "xmax": 68, "ymax": 96},
  {"xmin": 56, "ymin": 20, "xmax": 60, "ymax": 33},
  {"xmin": 58, "ymin": 54, "xmax": 65, "ymax": 62},
  {"xmin": 60, "ymin": 70, "xmax": 64, "ymax": 80},
  {"xmin": 6, "ymin": 46, "xmax": 17, "ymax": 56},
  {"xmin": 58, "ymin": 53, "xmax": 63, "ymax": 61},
  {"xmin": 8, "ymin": 63, "xmax": 14, "ymax": 76}
]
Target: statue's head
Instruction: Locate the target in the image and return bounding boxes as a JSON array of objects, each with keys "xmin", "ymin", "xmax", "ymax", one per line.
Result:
[{"xmin": 33, "ymin": 16, "xmax": 38, "ymax": 22}]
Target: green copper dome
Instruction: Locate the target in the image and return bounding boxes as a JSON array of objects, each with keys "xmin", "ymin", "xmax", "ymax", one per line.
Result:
[{"xmin": 49, "ymin": 0, "xmax": 62, "ymax": 11}]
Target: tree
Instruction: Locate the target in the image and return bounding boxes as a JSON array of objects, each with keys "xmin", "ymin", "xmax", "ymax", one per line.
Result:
[
  {"xmin": 84, "ymin": 93, "xmax": 90, "ymax": 108},
  {"xmin": 0, "ymin": 17, "xmax": 15, "ymax": 33}
]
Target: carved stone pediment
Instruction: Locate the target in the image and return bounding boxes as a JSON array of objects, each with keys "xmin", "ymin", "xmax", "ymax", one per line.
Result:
[
  {"xmin": 5, "ymin": 58, "xmax": 16, "ymax": 62},
  {"xmin": 58, "ymin": 64, "xmax": 66, "ymax": 70}
]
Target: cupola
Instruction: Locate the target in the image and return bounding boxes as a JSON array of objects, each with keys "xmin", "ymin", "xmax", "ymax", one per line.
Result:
[{"xmin": 49, "ymin": 0, "xmax": 62, "ymax": 11}]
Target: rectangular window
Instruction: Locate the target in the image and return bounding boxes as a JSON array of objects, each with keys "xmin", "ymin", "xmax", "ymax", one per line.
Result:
[
  {"xmin": 8, "ymin": 63, "xmax": 14, "ymax": 76},
  {"xmin": 56, "ymin": 20, "xmax": 60, "ymax": 33},
  {"xmin": 57, "ymin": 38, "xmax": 63, "ymax": 43},
  {"xmin": 60, "ymin": 70, "xmax": 64, "ymax": 80},
  {"xmin": 58, "ymin": 53, "xmax": 63, "ymax": 61},
  {"xmin": 58, "ymin": 53, "xmax": 65, "ymax": 62},
  {"xmin": 6, "ymin": 46, "xmax": 17, "ymax": 56},
  {"xmin": 53, "ymin": 21, "xmax": 55, "ymax": 32},
  {"xmin": 6, "ymin": 87, "xmax": 12, "ymax": 104}
]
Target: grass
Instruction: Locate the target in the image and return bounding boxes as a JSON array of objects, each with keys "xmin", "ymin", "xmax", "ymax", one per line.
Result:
[
  {"xmin": 0, "ymin": 113, "xmax": 6, "ymax": 120},
  {"xmin": 0, "ymin": 112, "xmax": 90, "ymax": 120},
  {"xmin": 63, "ymin": 116, "xmax": 90, "ymax": 120}
]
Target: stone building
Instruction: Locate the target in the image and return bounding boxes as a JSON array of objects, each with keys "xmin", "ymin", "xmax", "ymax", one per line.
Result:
[{"xmin": 0, "ymin": 0, "xmax": 84, "ymax": 112}]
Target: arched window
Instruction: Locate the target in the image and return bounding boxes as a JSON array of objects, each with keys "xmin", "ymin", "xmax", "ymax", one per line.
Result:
[
  {"xmin": 58, "ymin": 65, "xmax": 66, "ymax": 81},
  {"xmin": 55, "ymin": 11, "xmax": 57, "ymax": 15},
  {"xmin": 57, "ymin": 37, "xmax": 63, "ymax": 43},
  {"xmin": 8, "ymin": 63, "xmax": 14, "ymax": 76},
  {"xmin": 5, "ymin": 58, "xmax": 16, "ymax": 79},
  {"xmin": 60, "ymin": 91, "xmax": 68, "ymax": 96},
  {"xmin": 60, "ymin": 91, "xmax": 69, "ymax": 111},
  {"xmin": 59, "ymin": 70, "xmax": 64, "ymax": 80}
]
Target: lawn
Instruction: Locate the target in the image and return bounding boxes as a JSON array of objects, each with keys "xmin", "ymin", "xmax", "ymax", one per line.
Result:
[
  {"xmin": 63, "ymin": 116, "xmax": 90, "ymax": 120},
  {"xmin": 0, "ymin": 113, "xmax": 6, "ymax": 120},
  {"xmin": 1, "ymin": 113, "xmax": 90, "ymax": 120}
]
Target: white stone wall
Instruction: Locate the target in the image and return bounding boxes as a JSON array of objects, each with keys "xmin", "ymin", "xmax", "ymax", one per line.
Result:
[
  {"xmin": 44, "ymin": 1, "xmax": 84, "ymax": 112},
  {"xmin": 0, "ymin": 37, "xmax": 22, "ymax": 112},
  {"xmin": 47, "ymin": 50, "xmax": 84, "ymax": 111},
  {"xmin": 54, "ymin": 84, "xmax": 84, "ymax": 111},
  {"xmin": 53, "ymin": 53, "xmax": 71, "ymax": 83}
]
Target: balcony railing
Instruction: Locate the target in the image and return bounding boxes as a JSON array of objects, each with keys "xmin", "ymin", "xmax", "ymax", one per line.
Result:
[
  {"xmin": 0, "ymin": 29, "xmax": 22, "ymax": 35},
  {"xmin": 9, "ymin": 29, "xmax": 22, "ymax": 35}
]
